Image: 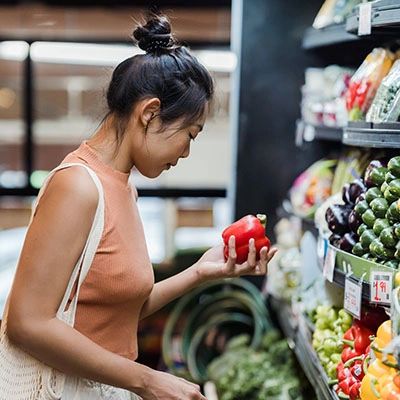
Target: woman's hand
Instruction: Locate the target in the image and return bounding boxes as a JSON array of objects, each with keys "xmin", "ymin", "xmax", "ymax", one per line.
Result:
[
  {"xmin": 195, "ymin": 235, "xmax": 277, "ymax": 281},
  {"xmin": 137, "ymin": 369, "xmax": 207, "ymax": 400}
]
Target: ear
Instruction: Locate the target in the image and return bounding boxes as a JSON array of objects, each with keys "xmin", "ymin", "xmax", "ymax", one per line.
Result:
[{"xmin": 138, "ymin": 98, "xmax": 161, "ymax": 127}]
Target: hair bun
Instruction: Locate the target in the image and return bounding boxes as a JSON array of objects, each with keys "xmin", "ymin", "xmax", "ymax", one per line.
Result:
[{"xmin": 133, "ymin": 13, "xmax": 175, "ymax": 54}]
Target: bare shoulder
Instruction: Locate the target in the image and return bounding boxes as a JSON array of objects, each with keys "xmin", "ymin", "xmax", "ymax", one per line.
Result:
[
  {"xmin": 35, "ymin": 165, "xmax": 100, "ymax": 222},
  {"xmin": 47, "ymin": 165, "xmax": 98, "ymax": 205}
]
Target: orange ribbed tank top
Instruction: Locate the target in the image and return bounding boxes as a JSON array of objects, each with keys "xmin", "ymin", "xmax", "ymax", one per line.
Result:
[{"xmin": 61, "ymin": 141, "xmax": 154, "ymax": 360}]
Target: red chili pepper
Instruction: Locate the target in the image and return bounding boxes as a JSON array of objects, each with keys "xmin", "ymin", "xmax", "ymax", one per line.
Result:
[{"xmin": 222, "ymin": 214, "xmax": 270, "ymax": 264}]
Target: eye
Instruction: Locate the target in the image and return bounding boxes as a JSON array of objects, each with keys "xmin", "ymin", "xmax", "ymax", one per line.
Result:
[{"xmin": 189, "ymin": 132, "xmax": 196, "ymax": 141}]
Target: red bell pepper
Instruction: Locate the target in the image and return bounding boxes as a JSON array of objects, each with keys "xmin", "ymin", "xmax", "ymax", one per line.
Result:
[
  {"xmin": 221, "ymin": 214, "xmax": 270, "ymax": 264},
  {"xmin": 349, "ymin": 380, "xmax": 362, "ymax": 400},
  {"xmin": 341, "ymin": 320, "xmax": 374, "ymax": 359}
]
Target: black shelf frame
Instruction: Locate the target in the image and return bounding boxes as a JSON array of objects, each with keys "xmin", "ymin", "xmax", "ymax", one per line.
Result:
[
  {"xmin": 297, "ymin": 120, "xmax": 400, "ymax": 149},
  {"xmin": 302, "ymin": 24, "xmax": 360, "ymax": 50},
  {"xmin": 343, "ymin": 122, "xmax": 400, "ymax": 148},
  {"xmin": 346, "ymin": 0, "xmax": 400, "ymax": 35}
]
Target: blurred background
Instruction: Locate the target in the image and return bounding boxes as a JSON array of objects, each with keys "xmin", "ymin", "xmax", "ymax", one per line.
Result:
[{"xmin": 0, "ymin": 0, "xmax": 234, "ymax": 266}]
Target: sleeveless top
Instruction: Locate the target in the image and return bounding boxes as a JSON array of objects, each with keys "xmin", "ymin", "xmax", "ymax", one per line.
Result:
[{"xmin": 60, "ymin": 141, "xmax": 155, "ymax": 360}]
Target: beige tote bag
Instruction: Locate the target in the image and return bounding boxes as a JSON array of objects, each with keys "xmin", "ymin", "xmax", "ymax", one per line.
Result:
[{"xmin": 0, "ymin": 163, "xmax": 104, "ymax": 400}]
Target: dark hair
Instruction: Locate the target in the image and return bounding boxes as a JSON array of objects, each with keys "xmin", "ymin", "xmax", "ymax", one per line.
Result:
[{"xmin": 105, "ymin": 11, "xmax": 214, "ymax": 144}]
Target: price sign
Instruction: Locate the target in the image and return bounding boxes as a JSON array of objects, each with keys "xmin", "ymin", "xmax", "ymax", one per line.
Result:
[
  {"xmin": 358, "ymin": 2, "xmax": 372, "ymax": 36},
  {"xmin": 370, "ymin": 270, "xmax": 393, "ymax": 305},
  {"xmin": 323, "ymin": 245, "xmax": 336, "ymax": 282},
  {"xmin": 344, "ymin": 277, "xmax": 362, "ymax": 319},
  {"xmin": 391, "ymin": 286, "xmax": 400, "ymax": 337}
]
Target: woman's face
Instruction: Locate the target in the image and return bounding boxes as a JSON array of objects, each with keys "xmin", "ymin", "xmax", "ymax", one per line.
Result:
[{"xmin": 132, "ymin": 112, "xmax": 207, "ymax": 179}]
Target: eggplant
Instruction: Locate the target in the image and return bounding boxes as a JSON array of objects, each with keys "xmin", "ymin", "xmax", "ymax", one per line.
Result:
[
  {"xmin": 328, "ymin": 233, "xmax": 341, "ymax": 248},
  {"xmin": 348, "ymin": 209, "xmax": 361, "ymax": 233},
  {"xmin": 325, "ymin": 204, "xmax": 352, "ymax": 235},
  {"xmin": 338, "ymin": 232, "xmax": 358, "ymax": 253},
  {"xmin": 364, "ymin": 159, "xmax": 387, "ymax": 188},
  {"xmin": 348, "ymin": 178, "xmax": 367, "ymax": 204},
  {"xmin": 342, "ymin": 183, "xmax": 352, "ymax": 204},
  {"xmin": 355, "ymin": 192, "xmax": 366, "ymax": 204}
]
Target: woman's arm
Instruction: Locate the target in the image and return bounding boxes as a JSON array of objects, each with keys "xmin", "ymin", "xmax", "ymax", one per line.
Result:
[
  {"xmin": 140, "ymin": 236, "xmax": 277, "ymax": 319},
  {"xmin": 6, "ymin": 167, "xmax": 207, "ymax": 399}
]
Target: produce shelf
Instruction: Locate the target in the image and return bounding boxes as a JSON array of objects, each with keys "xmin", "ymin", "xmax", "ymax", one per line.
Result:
[
  {"xmin": 346, "ymin": 0, "xmax": 400, "ymax": 34},
  {"xmin": 302, "ymin": 24, "xmax": 359, "ymax": 50},
  {"xmin": 333, "ymin": 267, "xmax": 371, "ymax": 300},
  {"xmin": 295, "ymin": 313, "xmax": 339, "ymax": 400},
  {"xmin": 296, "ymin": 120, "xmax": 343, "ymax": 146},
  {"xmin": 343, "ymin": 121, "xmax": 400, "ymax": 148}
]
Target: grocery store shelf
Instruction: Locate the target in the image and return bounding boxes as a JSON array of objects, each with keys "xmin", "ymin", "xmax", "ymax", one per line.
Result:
[
  {"xmin": 346, "ymin": 0, "xmax": 400, "ymax": 34},
  {"xmin": 295, "ymin": 314, "xmax": 339, "ymax": 400},
  {"xmin": 333, "ymin": 267, "xmax": 371, "ymax": 300},
  {"xmin": 343, "ymin": 121, "xmax": 400, "ymax": 148},
  {"xmin": 269, "ymin": 297, "xmax": 339, "ymax": 400},
  {"xmin": 302, "ymin": 24, "xmax": 359, "ymax": 50},
  {"xmin": 296, "ymin": 120, "xmax": 343, "ymax": 146}
]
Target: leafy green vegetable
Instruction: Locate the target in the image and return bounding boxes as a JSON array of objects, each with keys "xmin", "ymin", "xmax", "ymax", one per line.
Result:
[{"xmin": 206, "ymin": 329, "xmax": 315, "ymax": 400}]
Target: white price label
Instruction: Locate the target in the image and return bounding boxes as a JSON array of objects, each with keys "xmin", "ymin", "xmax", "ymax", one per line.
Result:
[
  {"xmin": 344, "ymin": 277, "xmax": 362, "ymax": 319},
  {"xmin": 358, "ymin": 2, "xmax": 372, "ymax": 36},
  {"xmin": 323, "ymin": 246, "xmax": 336, "ymax": 282},
  {"xmin": 370, "ymin": 270, "xmax": 393, "ymax": 305}
]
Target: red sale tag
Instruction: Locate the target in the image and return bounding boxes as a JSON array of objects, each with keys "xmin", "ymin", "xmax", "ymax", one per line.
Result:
[{"xmin": 370, "ymin": 270, "xmax": 393, "ymax": 305}]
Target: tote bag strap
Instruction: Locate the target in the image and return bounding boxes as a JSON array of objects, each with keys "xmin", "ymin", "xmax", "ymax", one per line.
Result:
[{"xmin": 32, "ymin": 162, "xmax": 105, "ymax": 325}]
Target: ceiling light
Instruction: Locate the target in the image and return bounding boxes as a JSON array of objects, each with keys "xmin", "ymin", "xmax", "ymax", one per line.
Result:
[{"xmin": 0, "ymin": 41, "xmax": 29, "ymax": 61}]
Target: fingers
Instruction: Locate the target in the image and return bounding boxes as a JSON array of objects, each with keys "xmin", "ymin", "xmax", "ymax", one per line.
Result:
[
  {"xmin": 225, "ymin": 235, "xmax": 277, "ymax": 276},
  {"xmin": 227, "ymin": 235, "xmax": 237, "ymax": 260}
]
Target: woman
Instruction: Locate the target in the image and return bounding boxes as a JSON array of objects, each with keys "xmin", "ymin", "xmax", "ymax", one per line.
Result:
[{"xmin": 4, "ymin": 11, "xmax": 276, "ymax": 400}]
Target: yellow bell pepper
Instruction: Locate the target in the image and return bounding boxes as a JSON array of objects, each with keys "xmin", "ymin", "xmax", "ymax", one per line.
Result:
[
  {"xmin": 360, "ymin": 372, "xmax": 380, "ymax": 399},
  {"xmin": 361, "ymin": 320, "xmax": 400, "ymax": 399},
  {"xmin": 371, "ymin": 320, "xmax": 398, "ymax": 365}
]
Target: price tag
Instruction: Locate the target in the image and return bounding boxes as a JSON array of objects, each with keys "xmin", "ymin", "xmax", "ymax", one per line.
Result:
[
  {"xmin": 317, "ymin": 235, "xmax": 327, "ymax": 268},
  {"xmin": 323, "ymin": 246, "xmax": 336, "ymax": 282},
  {"xmin": 344, "ymin": 277, "xmax": 362, "ymax": 319},
  {"xmin": 370, "ymin": 270, "xmax": 393, "ymax": 305},
  {"xmin": 358, "ymin": 2, "xmax": 372, "ymax": 36}
]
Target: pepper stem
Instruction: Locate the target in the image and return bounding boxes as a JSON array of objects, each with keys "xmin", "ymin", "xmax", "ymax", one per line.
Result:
[{"xmin": 256, "ymin": 214, "xmax": 267, "ymax": 229}]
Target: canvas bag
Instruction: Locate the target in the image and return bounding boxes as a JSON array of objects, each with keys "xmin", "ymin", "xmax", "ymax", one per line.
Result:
[{"xmin": 0, "ymin": 163, "xmax": 105, "ymax": 400}]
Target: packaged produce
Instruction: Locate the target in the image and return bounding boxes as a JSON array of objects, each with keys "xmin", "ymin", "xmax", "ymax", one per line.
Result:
[
  {"xmin": 301, "ymin": 66, "xmax": 354, "ymax": 127},
  {"xmin": 221, "ymin": 214, "xmax": 270, "ymax": 264},
  {"xmin": 312, "ymin": 0, "xmax": 363, "ymax": 29},
  {"xmin": 367, "ymin": 59, "xmax": 400, "ymax": 123},
  {"xmin": 312, "ymin": 0, "xmax": 337, "ymax": 29},
  {"xmin": 345, "ymin": 48, "xmax": 395, "ymax": 121},
  {"xmin": 289, "ymin": 158, "xmax": 337, "ymax": 219},
  {"xmin": 332, "ymin": 0, "xmax": 364, "ymax": 24}
]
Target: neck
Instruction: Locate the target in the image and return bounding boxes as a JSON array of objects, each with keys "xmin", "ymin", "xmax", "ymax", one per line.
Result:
[{"xmin": 87, "ymin": 122, "xmax": 132, "ymax": 173}]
